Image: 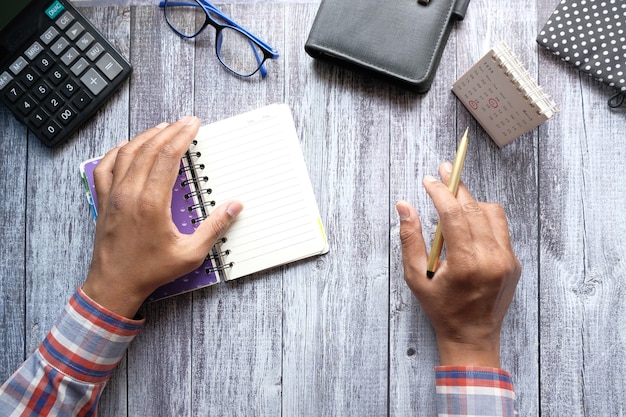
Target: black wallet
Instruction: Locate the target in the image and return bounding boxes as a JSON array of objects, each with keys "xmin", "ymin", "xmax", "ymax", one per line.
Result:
[{"xmin": 304, "ymin": 0, "xmax": 470, "ymax": 93}]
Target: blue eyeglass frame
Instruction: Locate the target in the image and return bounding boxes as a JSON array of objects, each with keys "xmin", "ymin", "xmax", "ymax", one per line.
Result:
[{"xmin": 158, "ymin": 0, "xmax": 280, "ymax": 78}]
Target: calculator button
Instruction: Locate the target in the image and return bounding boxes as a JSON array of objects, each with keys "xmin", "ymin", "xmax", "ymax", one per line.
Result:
[
  {"xmin": 30, "ymin": 109, "xmax": 49, "ymax": 127},
  {"xmin": 70, "ymin": 58, "xmax": 89, "ymax": 76},
  {"xmin": 44, "ymin": 92, "xmax": 63, "ymax": 113},
  {"xmin": 96, "ymin": 54, "xmax": 123, "ymax": 80},
  {"xmin": 25, "ymin": 42, "xmax": 44, "ymax": 60},
  {"xmin": 86, "ymin": 43, "xmax": 104, "ymax": 61},
  {"xmin": 20, "ymin": 68, "xmax": 39, "ymax": 88},
  {"xmin": 61, "ymin": 47, "xmax": 79, "ymax": 66},
  {"xmin": 41, "ymin": 26, "xmax": 60, "ymax": 45},
  {"xmin": 35, "ymin": 53, "xmax": 54, "ymax": 73},
  {"xmin": 61, "ymin": 79, "xmax": 78, "ymax": 97},
  {"xmin": 42, "ymin": 120, "xmax": 61, "ymax": 140},
  {"xmin": 5, "ymin": 84, "xmax": 24, "ymax": 102},
  {"xmin": 51, "ymin": 37, "xmax": 69, "ymax": 56},
  {"xmin": 45, "ymin": 1, "xmax": 65, "ymax": 20},
  {"xmin": 0, "ymin": 72, "xmax": 13, "ymax": 90},
  {"xmin": 58, "ymin": 106, "xmax": 76, "ymax": 125},
  {"xmin": 66, "ymin": 22, "xmax": 84, "ymax": 41},
  {"xmin": 16, "ymin": 95, "xmax": 37, "ymax": 115},
  {"xmin": 72, "ymin": 89, "xmax": 91, "ymax": 110},
  {"xmin": 9, "ymin": 57, "xmax": 28, "ymax": 75},
  {"xmin": 34, "ymin": 81, "xmax": 52, "ymax": 100},
  {"xmin": 55, "ymin": 11, "xmax": 75, "ymax": 30},
  {"xmin": 81, "ymin": 68, "xmax": 107, "ymax": 95},
  {"xmin": 48, "ymin": 66, "xmax": 67, "ymax": 85},
  {"xmin": 76, "ymin": 33, "xmax": 94, "ymax": 51}
]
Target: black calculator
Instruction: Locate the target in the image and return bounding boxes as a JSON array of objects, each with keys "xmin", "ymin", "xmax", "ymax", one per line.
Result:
[{"xmin": 0, "ymin": 0, "xmax": 132, "ymax": 147}]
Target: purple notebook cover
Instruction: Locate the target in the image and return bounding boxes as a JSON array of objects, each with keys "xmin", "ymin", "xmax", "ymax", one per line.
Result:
[{"xmin": 80, "ymin": 158, "xmax": 220, "ymax": 302}]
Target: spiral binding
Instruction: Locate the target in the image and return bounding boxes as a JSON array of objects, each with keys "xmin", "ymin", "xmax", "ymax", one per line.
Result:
[
  {"xmin": 184, "ymin": 188, "xmax": 212, "ymax": 200},
  {"xmin": 492, "ymin": 41, "xmax": 558, "ymax": 117},
  {"xmin": 181, "ymin": 175, "xmax": 208, "ymax": 188},
  {"xmin": 188, "ymin": 200, "xmax": 216, "ymax": 213},
  {"xmin": 205, "ymin": 261, "xmax": 234, "ymax": 275},
  {"xmin": 181, "ymin": 150, "xmax": 234, "ymax": 278},
  {"xmin": 179, "ymin": 163, "xmax": 205, "ymax": 174},
  {"xmin": 202, "ymin": 248, "xmax": 231, "ymax": 262}
]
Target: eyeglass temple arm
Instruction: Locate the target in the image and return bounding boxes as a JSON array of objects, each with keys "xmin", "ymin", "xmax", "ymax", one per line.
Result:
[{"xmin": 158, "ymin": 1, "xmax": 279, "ymax": 57}]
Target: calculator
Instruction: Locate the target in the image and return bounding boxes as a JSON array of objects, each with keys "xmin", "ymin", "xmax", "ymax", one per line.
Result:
[{"xmin": 0, "ymin": 0, "xmax": 132, "ymax": 147}]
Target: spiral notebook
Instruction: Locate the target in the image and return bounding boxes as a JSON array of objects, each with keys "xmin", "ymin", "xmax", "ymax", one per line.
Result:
[
  {"xmin": 452, "ymin": 41, "xmax": 558, "ymax": 147},
  {"xmin": 80, "ymin": 104, "xmax": 329, "ymax": 302}
]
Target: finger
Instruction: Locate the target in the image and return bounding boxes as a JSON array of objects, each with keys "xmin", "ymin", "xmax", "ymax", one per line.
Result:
[
  {"xmin": 438, "ymin": 161, "xmax": 476, "ymax": 207},
  {"xmin": 110, "ymin": 122, "xmax": 170, "ymax": 185},
  {"xmin": 481, "ymin": 202, "xmax": 514, "ymax": 251},
  {"xmin": 93, "ymin": 141, "xmax": 127, "ymax": 217},
  {"xmin": 117, "ymin": 117, "xmax": 196, "ymax": 190},
  {"xmin": 435, "ymin": 164, "xmax": 494, "ymax": 254},
  {"xmin": 422, "ymin": 175, "xmax": 471, "ymax": 246},
  {"xmin": 396, "ymin": 200, "xmax": 428, "ymax": 288},
  {"xmin": 438, "ymin": 161, "xmax": 453, "ymax": 185},
  {"xmin": 145, "ymin": 118, "xmax": 201, "ymax": 203},
  {"xmin": 187, "ymin": 201, "xmax": 244, "ymax": 259},
  {"xmin": 136, "ymin": 118, "xmax": 200, "ymax": 207}
]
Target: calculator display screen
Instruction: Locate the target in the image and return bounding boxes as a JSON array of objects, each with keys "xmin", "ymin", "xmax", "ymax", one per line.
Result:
[{"xmin": 0, "ymin": 0, "xmax": 33, "ymax": 32}]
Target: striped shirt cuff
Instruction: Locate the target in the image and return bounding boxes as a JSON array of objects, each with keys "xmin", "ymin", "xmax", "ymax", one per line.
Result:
[
  {"xmin": 435, "ymin": 366, "xmax": 516, "ymax": 416},
  {"xmin": 38, "ymin": 288, "xmax": 144, "ymax": 384}
]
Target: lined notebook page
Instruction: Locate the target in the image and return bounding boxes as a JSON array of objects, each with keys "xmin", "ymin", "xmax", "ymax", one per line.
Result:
[{"xmin": 190, "ymin": 104, "xmax": 328, "ymax": 280}]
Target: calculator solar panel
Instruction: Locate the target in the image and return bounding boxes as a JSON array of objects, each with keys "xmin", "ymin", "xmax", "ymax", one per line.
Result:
[{"xmin": 0, "ymin": 0, "xmax": 132, "ymax": 147}]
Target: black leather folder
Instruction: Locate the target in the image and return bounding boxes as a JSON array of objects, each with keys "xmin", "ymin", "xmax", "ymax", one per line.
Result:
[{"xmin": 305, "ymin": 0, "xmax": 471, "ymax": 93}]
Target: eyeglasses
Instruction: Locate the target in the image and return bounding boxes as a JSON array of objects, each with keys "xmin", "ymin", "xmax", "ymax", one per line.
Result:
[{"xmin": 158, "ymin": 0, "xmax": 279, "ymax": 78}]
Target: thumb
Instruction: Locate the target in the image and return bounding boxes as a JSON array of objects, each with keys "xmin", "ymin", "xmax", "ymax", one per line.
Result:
[
  {"xmin": 191, "ymin": 201, "xmax": 244, "ymax": 253},
  {"xmin": 396, "ymin": 200, "xmax": 428, "ymax": 283}
]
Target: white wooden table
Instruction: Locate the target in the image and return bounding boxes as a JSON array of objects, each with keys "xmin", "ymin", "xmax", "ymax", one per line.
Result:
[{"xmin": 1, "ymin": 0, "xmax": 625, "ymax": 415}]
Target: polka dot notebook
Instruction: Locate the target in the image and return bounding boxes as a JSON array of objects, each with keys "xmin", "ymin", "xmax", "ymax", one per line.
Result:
[
  {"xmin": 537, "ymin": 0, "xmax": 626, "ymax": 93},
  {"xmin": 452, "ymin": 42, "xmax": 558, "ymax": 147}
]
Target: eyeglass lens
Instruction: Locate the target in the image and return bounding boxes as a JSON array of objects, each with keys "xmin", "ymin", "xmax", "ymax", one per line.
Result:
[
  {"xmin": 164, "ymin": 2, "xmax": 207, "ymax": 38},
  {"xmin": 164, "ymin": 1, "xmax": 267, "ymax": 77},
  {"xmin": 217, "ymin": 28, "xmax": 266, "ymax": 76}
]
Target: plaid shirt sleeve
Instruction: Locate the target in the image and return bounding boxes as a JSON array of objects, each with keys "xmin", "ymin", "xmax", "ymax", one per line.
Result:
[
  {"xmin": 435, "ymin": 366, "xmax": 517, "ymax": 416},
  {"xmin": 0, "ymin": 288, "xmax": 143, "ymax": 417}
]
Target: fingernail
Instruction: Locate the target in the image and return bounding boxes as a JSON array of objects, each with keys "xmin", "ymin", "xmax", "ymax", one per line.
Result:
[
  {"xmin": 442, "ymin": 162, "xmax": 453, "ymax": 173},
  {"xmin": 424, "ymin": 175, "xmax": 437, "ymax": 183},
  {"xmin": 155, "ymin": 122, "xmax": 169, "ymax": 129},
  {"xmin": 178, "ymin": 116, "xmax": 197, "ymax": 125},
  {"xmin": 226, "ymin": 201, "xmax": 243, "ymax": 218},
  {"xmin": 396, "ymin": 202, "xmax": 411, "ymax": 221},
  {"xmin": 117, "ymin": 140, "xmax": 129, "ymax": 148}
]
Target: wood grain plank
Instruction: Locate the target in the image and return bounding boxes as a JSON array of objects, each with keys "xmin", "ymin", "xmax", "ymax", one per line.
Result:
[
  {"xmin": 454, "ymin": 1, "xmax": 542, "ymax": 416},
  {"xmin": 390, "ymin": 0, "xmax": 542, "ymax": 414},
  {"xmin": 282, "ymin": 4, "xmax": 391, "ymax": 416},
  {"xmin": 125, "ymin": 6, "xmax": 196, "ymax": 417},
  {"xmin": 387, "ymin": 18, "xmax": 460, "ymax": 417},
  {"xmin": 537, "ymin": 1, "xmax": 626, "ymax": 415},
  {"xmin": 189, "ymin": 4, "xmax": 285, "ymax": 416},
  {"xmin": 0, "ymin": 107, "xmax": 28, "ymax": 383}
]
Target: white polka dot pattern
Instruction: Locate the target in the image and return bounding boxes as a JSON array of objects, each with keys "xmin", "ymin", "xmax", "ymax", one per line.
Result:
[{"xmin": 537, "ymin": 0, "xmax": 626, "ymax": 92}]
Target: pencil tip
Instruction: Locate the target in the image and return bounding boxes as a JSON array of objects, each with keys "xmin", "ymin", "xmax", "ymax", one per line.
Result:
[{"xmin": 427, "ymin": 270, "xmax": 435, "ymax": 279}]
